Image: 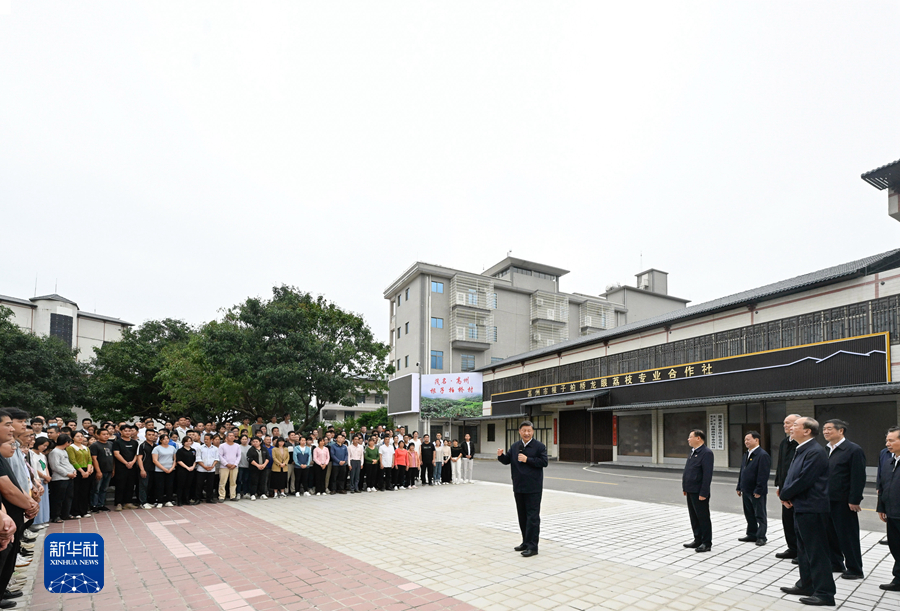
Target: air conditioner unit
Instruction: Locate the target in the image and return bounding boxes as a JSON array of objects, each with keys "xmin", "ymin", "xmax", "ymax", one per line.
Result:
[
  {"xmin": 546, "ymin": 310, "xmax": 555, "ymax": 320},
  {"xmin": 533, "ymin": 333, "xmax": 542, "ymax": 341},
  {"xmin": 536, "ymin": 297, "xmax": 544, "ymax": 306},
  {"xmin": 456, "ymin": 293, "xmax": 466, "ymax": 305},
  {"xmin": 456, "ymin": 328, "xmax": 465, "ymax": 340},
  {"xmin": 584, "ymin": 316, "xmax": 592, "ymax": 327}
]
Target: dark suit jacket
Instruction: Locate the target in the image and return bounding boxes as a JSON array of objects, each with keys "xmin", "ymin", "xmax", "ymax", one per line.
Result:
[
  {"xmin": 780, "ymin": 439, "xmax": 830, "ymax": 513},
  {"xmin": 827, "ymin": 439, "xmax": 866, "ymax": 505},
  {"xmin": 774, "ymin": 435, "xmax": 798, "ymax": 489},
  {"xmin": 461, "ymin": 441, "xmax": 475, "ymax": 458},
  {"xmin": 877, "ymin": 446, "xmax": 890, "ymax": 491},
  {"xmin": 737, "ymin": 447, "xmax": 771, "ymax": 496},
  {"xmin": 682, "ymin": 444, "xmax": 714, "ymax": 498},
  {"xmin": 877, "ymin": 451, "xmax": 900, "ymax": 518},
  {"xmin": 497, "ymin": 439, "xmax": 548, "ymax": 494}
]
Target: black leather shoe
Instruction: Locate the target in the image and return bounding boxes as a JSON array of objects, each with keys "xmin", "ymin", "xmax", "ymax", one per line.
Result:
[
  {"xmin": 792, "ymin": 558, "xmax": 800, "ymax": 565},
  {"xmin": 520, "ymin": 549, "xmax": 538, "ymax": 557},
  {"xmin": 2, "ymin": 591, "xmax": 23, "ymax": 599},
  {"xmin": 0, "ymin": 599, "xmax": 16, "ymax": 609},
  {"xmin": 880, "ymin": 537, "xmax": 889, "ymax": 545},
  {"xmin": 776, "ymin": 549, "xmax": 797, "ymax": 559},
  {"xmin": 514, "ymin": 544, "xmax": 527, "ymax": 552},
  {"xmin": 695, "ymin": 544, "xmax": 711, "ymax": 553},
  {"xmin": 780, "ymin": 587, "xmax": 813, "ymax": 596},
  {"xmin": 841, "ymin": 572, "xmax": 864, "ymax": 580},
  {"xmin": 831, "ymin": 565, "xmax": 845, "ymax": 573},
  {"xmin": 798, "ymin": 596, "xmax": 834, "ymax": 606},
  {"xmin": 738, "ymin": 536, "xmax": 757, "ymax": 542},
  {"xmin": 683, "ymin": 541, "xmax": 700, "ymax": 548},
  {"xmin": 880, "ymin": 582, "xmax": 900, "ymax": 591},
  {"xmin": 755, "ymin": 539, "xmax": 767, "ymax": 546}
]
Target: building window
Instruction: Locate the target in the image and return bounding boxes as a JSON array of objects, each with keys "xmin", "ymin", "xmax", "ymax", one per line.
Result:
[
  {"xmin": 431, "ymin": 350, "xmax": 443, "ymax": 370},
  {"xmin": 489, "ymin": 293, "xmax": 498, "ymax": 309},
  {"xmin": 431, "ymin": 317, "xmax": 443, "ymax": 329},
  {"xmin": 489, "ymin": 326, "xmax": 498, "ymax": 342},
  {"xmin": 375, "ymin": 394, "xmax": 385, "ymax": 404},
  {"xmin": 405, "ymin": 288, "xmax": 410, "ymax": 301},
  {"xmin": 468, "ymin": 322, "xmax": 478, "ymax": 340},
  {"xmin": 397, "ymin": 327, "xmax": 401, "ymax": 339},
  {"xmin": 356, "ymin": 394, "xmax": 366, "ymax": 404},
  {"xmin": 397, "ymin": 295, "xmax": 401, "ymax": 308},
  {"xmin": 405, "ymin": 355, "xmax": 409, "ymax": 368},
  {"xmin": 405, "ymin": 322, "xmax": 409, "ymax": 334},
  {"xmin": 461, "ymin": 355, "xmax": 475, "ymax": 371},
  {"xmin": 431, "ymin": 281, "xmax": 443, "ymax": 293},
  {"xmin": 344, "ymin": 411, "xmax": 355, "ymax": 421},
  {"xmin": 467, "ymin": 288, "xmax": 478, "ymax": 306},
  {"xmin": 487, "ymin": 423, "xmax": 496, "ymax": 442},
  {"xmin": 49, "ymin": 313, "xmax": 73, "ymax": 347},
  {"xmin": 491, "ymin": 357, "xmax": 504, "ymax": 363},
  {"xmin": 397, "ymin": 359, "xmax": 401, "ymax": 370}
]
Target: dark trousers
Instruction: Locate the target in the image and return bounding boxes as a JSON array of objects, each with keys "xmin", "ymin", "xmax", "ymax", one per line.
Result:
[
  {"xmin": 422, "ymin": 461, "xmax": 433, "ymax": 485},
  {"xmin": 887, "ymin": 517, "xmax": 900, "ymax": 582},
  {"xmin": 741, "ymin": 493, "xmax": 768, "ymax": 540},
  {"xmin": 0, "ymin": 510, "xmax": 23, "ymax": 595},
  {"xmin": 406, "ymin": 465, "xmax": 417, "ymax": 487},
  {"xmin": 250, "ymin": 468, "xmax": 269, "ymax": 496},
  {"xmin": 514, "ymin": 491, "xmax": 542, "ymax": 551},
  {"xmin": 349, "ymin": 461, "xmax": 361, "ymax": 491},
  {"xmin": 364, "ymin": 463, "xmax": 379, "ymax": 489},
  {"xmin": 331, "ymin": 464, "xmax": 348, "ymax": 491},
  {"xmin": 795, "ymin": 512, "xmax": 836, "ymax": 602},
  {"xmin": 196, "ymin": 471, "xmax": 216, "ymax": 501},
  {"xmin": 114, "ymin": 466, "xmax": 137, "ymax": 506},
  {"xmin": 176, "ymin": 469, "xmax": 195, "ymax": 505},
  {"xmin": 72, "ymin": 473, "xmax": 92, "ymax": 516},
  {"xmin": 686, "ymin": 493, "xmax": 712, "ymax": 546},
  {"xmin": 50, "ymin": 479, "xmax": 74, "ymax": 520},
  {"xmin": 296, "ymin": 466, "xmax": 311, "ymax": 492},
  {"xmin": 92, "ymin": 472, "xmax": 112, "ymax": 508},
  {"xmin": 781, "ymin": 503, "xmax": 798, "ymax": 552},
  {"xmin": 384, "ymin": 466, "xmax": 395, "ymax": 489},
  {"xmin": 826, "ymin": 501, "xmax": 863, "ymax": 575},
  {"xmin": 155, "ymin": 471, "xmax": 175, "ymax": 504},
  {"xmin": 139, "ymin": 470, "xmax": 156, "ymax": 505},
  {"xmin": 396, "ymin": 465, "xmax": 407, "ymax": 487},
  {"xmin": 314, "ymin": 465, "xmax": 327, "ymax": 493},
  {"xmin": 237, "ymin": 467, "xmax": 251, "ymax": 495}
]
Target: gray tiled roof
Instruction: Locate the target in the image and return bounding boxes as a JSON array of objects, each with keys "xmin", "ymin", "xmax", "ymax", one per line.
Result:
[
  {"xmin": 31, "ymin": 294, "xmax": 79, "ymax": 308},
  {"xmin": 77, "ymin": 311, "xmax": 134, "ymax": 326},
  {"xmin": 587, "ymin": 382, "xmax": 900, "ymax": 412},
  {"xmin": 478, "ymin": 248, "xmax": 900, "ymax": 372},
  {"xmin": 0, "ymin": 294, "xmax": 36, "ymax": 307},
  {"xmin": 862, "ymin": 158, "xmax": 900, "ymax": 190}
]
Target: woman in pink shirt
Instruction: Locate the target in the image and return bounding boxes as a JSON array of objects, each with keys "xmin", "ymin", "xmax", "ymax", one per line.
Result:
[
  {"xmin": 406, "ymin": 443, "xmax": 419, "ymax": 489},
  {"xmin": 312, "ymin": 438, "xmax": 330, "ymax": 496},
  {"xmin": 394, "ymin": 441, "xmax": 409, "ymax": 490}
]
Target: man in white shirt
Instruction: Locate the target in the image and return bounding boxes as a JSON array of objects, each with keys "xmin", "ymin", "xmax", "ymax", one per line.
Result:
[
  {"xmin": 379, "ymin": 438, "xmax": 395, "ymax": 491},
  {"xmin": 196, "ymin": 435, "xmax": 219, "ymax": 504}
]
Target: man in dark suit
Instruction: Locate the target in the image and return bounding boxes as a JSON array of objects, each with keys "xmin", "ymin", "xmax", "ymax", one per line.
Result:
[
  {"xmin": 736, "ymin": 431, "xmax": 771, "ymax": 545},
  {"xmin": 775, "ymin": 414, "xmax": 800, "ymax": 560},
  {"xmin": 682, "ymin": 429, "xmax": 714, "ymax": 553},
  {"xmin": 497, "ymin": 421, "xmax": 548, "ymax": 557},
  {"xmin": 877, "ymin": 427, "xmax": 900, "ymax": 591},
  {"xmin": 779, "ymin": 417, "xmax": 835, "ymax": 607},
  {"xmin": 878, "ymin": 441, "xmax": 891, "ymax": 545},
  {"xmin": 822, "ymin": 419, "xmax": 866, "ymax": 580}
]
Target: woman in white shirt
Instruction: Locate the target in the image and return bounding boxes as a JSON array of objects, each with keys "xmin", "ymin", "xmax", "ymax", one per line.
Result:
[{"xmin": 29, "ymin": 437, "xmax": 52, "ymax": 527}]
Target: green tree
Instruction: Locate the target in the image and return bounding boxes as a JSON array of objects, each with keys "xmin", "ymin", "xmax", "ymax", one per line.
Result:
[
  {"xmin": 201, "ymin": 286, "xmax": 392, "ymax": 429},
  {"xmin": 356, "ymin": 407, "xmax": 393, "ymax": 430},
  {"xmin": 0, "ymin": 306, "xmax": 83, "ymax": 418},
  {"xmin": 84, "ymin": 318, "xmax": 193, "ymax": 423}
]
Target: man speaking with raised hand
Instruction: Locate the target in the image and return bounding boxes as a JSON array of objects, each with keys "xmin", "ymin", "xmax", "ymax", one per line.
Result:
[{"xmin": 498, "ymin": 421, "xmax": 548, "ymax": 557}]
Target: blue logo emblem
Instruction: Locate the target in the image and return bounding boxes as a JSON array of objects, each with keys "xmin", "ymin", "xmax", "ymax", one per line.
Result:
[{"xmin": 44, "ymin": 533, "xmax": 104, "ymax": 593}]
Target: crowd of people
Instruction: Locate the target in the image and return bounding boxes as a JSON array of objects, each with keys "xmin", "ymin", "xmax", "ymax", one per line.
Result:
[{"xmin": 0, "ymin": 410, "xmax": 480, "ymax": 607}]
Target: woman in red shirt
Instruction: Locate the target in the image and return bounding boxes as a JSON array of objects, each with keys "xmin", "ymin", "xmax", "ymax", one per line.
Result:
[{"xmin": 394, "ymin": 441, "xmax": 409, "ymax": 490}]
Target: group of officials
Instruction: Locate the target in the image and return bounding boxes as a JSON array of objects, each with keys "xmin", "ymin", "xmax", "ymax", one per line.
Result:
[{"xmin": 682, "ymin": 414, "xmax": 900, "ymax": 607}]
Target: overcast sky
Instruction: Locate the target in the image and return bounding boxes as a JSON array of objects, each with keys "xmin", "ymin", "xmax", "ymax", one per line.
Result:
[{"xmin": 2, "ymin": 2, "xmax": 899, "ymax": 343}]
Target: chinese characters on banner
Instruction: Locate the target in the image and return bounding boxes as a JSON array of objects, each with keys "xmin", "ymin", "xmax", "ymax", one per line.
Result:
[
  {"xmin": 524, "ymin": 363, "xmax": 715, "ymax": 398},
  {"xmin": 422, "ymin": 373, "xmax": 483, "ymax": 399},
  {"xmin": 708, "ymin": 413, "xmax": 724, "ymax": 451}
]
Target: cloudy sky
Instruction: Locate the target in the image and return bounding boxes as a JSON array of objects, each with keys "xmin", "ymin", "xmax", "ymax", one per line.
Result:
[{"xmin": 2, "ymin": 2, "xmax": 898, "ymax": 342}]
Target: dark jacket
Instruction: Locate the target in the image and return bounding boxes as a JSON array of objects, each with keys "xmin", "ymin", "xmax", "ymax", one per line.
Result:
[
  {"xmin": 461, "ymin": 440, "xmax": 475, "ymax": 458},
  {"xmin": 780, "ymin": 439, "xmax": 830, "ymax": 513},
  {"xmin": 497, "ymin": 439, "xmax": 548, "ymax": 494},
  {"xmin": 774, "ymin": 435, "xmax": 798, "ymax": 489},
  {"xmin": 826, "ymin": 439, "xmax": 866, "ymax": 505},
  {"xmin": 877, "ymin": 446, "xmax": 890, "ymax": 491},
  {"xmin": 737, "ymin": 447, "xmax": 771, "ymax": 496},
  {"xmin": 682, "ymin": 444, "xmax": 714, "ymax": 498},
  {"xmin": 877, "ymin": 451, "xmax": 900, "ymax": 518}
]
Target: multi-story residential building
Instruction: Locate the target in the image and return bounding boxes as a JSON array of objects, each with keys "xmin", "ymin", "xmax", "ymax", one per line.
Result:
[
  {"xmin": 0, "ymin": 293, "xmax": 133, "ymax": 363},
  {"xmin": 319, "ymin": 387, "xmax": 388, "ymax": 424},
  {"xmin": 383, "ymin": 256, "xmax": 689, "ymax": 441},
  {"xmin": 475, "ymin": 248, "xmax": 900, "ymax": 474}
]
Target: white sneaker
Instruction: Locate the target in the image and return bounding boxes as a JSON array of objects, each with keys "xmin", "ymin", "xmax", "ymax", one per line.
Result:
[
  {"xmin": 260, "ymin": 494, "xmax": 268, "ymax": 500},
  {"xmin": 295, "ymin": 492, "xmax": 300, "ymax": 497},
  {"xmin": 304, "ymin": 491, "xmax": 311, "ymax": 497},
  {"xmin": 250, "ymin": 495, "xmax": 257, "ymax": 501},
  {"xmin": 401, "ymin": 486, "xmax": 407, "ymax": 490},
  {"xmin": 163, "ymin": 502, "xmax": 174, "ymax": 507},
  {"xmin": 83, "ymin": 512, "xmax": 92, "ymax": 517},
  {"xmin": 281, "ymin": 492, "xmax": 287, "ymax": 498},
  {"xmin": 412, "ymin": 485, "xmax": 417, "ymax": 489}
]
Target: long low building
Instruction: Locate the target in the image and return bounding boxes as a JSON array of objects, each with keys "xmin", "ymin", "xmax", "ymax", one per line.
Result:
[{"xmin": 471, "ymin": 249, "xmax": 900, "ymax": 474}]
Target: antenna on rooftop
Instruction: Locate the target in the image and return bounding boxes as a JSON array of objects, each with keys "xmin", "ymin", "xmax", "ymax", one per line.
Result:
[
  {"xmin": 640, "ymin": 251, "xmax": 643, "ymax": 270},
  {"xmin": 34, "ymin": 275, "xmax": 37, "ymax": 297},
  {"xmin": 55, "ymin": 278, "xmax": 58, "ymax": 293}
]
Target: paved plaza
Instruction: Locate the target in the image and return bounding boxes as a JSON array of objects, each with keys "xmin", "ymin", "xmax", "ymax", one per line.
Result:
[{"xmin": 22, "ymin": 477, "xmax": 900, "ymax": 611}]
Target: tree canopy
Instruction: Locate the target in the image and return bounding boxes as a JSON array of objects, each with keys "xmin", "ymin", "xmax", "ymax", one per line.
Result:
[{"xmin": 0, "ymin": 306, "xmax": 83, "ymax": 418}]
